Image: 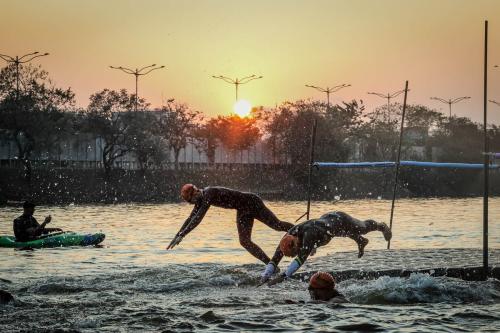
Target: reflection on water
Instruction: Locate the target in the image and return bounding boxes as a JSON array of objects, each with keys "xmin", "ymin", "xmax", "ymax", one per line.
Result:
[{"xmin": 0, "ymin": 198, "xmax": 499, "ymax": 278}]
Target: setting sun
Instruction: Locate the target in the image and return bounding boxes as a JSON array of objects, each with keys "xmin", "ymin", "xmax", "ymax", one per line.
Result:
[{"xmin": 233, "ymin": 99, "xmax": 252, "ymax": 117}]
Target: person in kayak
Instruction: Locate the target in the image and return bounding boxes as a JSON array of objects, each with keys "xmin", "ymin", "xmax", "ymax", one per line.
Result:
[
  {"xmin": 167, "ymin": 184, "xmax": 294, "ymax": 265},
  {"xmin": 13, "ymin": 201, "xmax": 63, "ymax": 242},
  {"xmin": 262, "ymin": 211, "xmax": 392, "ymax": 285}
]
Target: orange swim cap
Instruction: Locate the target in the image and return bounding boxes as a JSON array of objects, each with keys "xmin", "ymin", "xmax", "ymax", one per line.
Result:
[
  {"xmin": 309, "ymin": 272, "xmax": 335, "ymax": 290},
  {"xmin": 279, "ymin": 234, "xmax": 299, "ymax": 257},
  {"xmin": 181, "ymin": 184, "xmax": 196, "ymax": 201}
]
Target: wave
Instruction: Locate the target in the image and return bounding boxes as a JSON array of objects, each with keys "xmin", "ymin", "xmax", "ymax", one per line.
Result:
[
  {"xmin": 12, "ymin": 264, "xmax": 500, "ymax": 306},
  {"xmin": 340, "ymin": 273, "xmax": 500, "ymax": 305}
]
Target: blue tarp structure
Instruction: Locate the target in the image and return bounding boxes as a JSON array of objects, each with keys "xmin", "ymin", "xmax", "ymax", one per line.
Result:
[{"xmin": 314, "ymin": 160, "xmax": 500, "ymax": 169}]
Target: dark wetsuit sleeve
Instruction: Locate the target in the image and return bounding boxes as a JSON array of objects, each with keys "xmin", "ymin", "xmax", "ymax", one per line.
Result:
[
  {"xmin": 179, "ymin": 200, "xmax": 210, "ymax": 237},
  {"xmin": 284, "ymin": 231, "xmax": 315, "ymax": 278},
  {"xmin": 178, "ymin": 202, "xmax": 202, "ymax": 233}
]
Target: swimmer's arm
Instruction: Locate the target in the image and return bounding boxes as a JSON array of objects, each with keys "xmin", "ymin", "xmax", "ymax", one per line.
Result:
[
  {"xmin": 167, "ymin": 202, "xmax": 208, "ymax": 249},
  {"xmin": 267, "ymin": 249, "xmax": 311, "ymax": 286},
  {"xmin": 178, "ymin": 203, "xmax": 202, "ymax": 234},
  {"xmin": 177, "ymin": 201, "xmax": 210, "ymax": 238}
]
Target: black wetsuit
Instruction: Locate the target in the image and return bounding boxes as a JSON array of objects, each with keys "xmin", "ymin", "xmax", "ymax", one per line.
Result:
[
  {"xmin": 271, "ymin": 211, "xmax": 389, "ymax": 277},
  {"xmin": 178, "ymin": 186, "xmax": 294, "ymax": 263},
  {"xmin": 13, "ymin": 214, "xmax": 42, "ymax": 242}
]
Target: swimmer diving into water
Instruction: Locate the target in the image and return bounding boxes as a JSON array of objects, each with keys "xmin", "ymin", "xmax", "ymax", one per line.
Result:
[
  {"xmin": 261, "ymin": 211, "xmax": 392, "ymax": 285},
  {"xmin": 167, "ymin": 184, "xmax": 294, "ymax": 265}
]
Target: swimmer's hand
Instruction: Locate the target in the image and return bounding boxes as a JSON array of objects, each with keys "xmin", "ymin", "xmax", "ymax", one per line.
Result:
[
  {"xmin": 166, "ymin": 233, "xmax": 184, "ymax": 250},
  {"xmin": 260, "ymin": 262, "xmax": 277, "ymax": 284},
  {"xmin": 267, "ymin": 274, "xmax": 286, "ymax": 286}
]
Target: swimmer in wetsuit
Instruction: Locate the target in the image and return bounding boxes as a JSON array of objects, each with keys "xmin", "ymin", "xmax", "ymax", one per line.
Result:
[
  {"xmin": 261, "ymin": 211, "xmax": 392, "ymax": 285},
  {"xmin": 283, "ymin": 272, "xmax": 348, "ymax": 304},
  {"xmin": 308, "ymin": 271, "xmax": 348, "ymax": 303},
  {"xmin": 167, "ymin": 184, "xmax": 294, "ymax": 265}
]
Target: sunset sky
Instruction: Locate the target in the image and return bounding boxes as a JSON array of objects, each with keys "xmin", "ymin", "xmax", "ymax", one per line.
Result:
[{"xmin": 1, "ymin": 0, "xmax": 500, "ymax": 122}]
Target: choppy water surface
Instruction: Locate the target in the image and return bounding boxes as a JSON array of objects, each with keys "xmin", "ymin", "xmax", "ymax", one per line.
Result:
[{"xmin": 1, "ymin": 198, "xmax": 499, "ymax": 332}]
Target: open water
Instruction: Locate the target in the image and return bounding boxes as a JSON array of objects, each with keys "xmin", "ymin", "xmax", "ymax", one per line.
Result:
[{"xmin": 0, "ymin": 198, "xmax": 499, "ymax": 332}]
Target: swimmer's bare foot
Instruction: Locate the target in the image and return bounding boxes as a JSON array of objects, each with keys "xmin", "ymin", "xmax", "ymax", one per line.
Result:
[
  {"xmin": 357, "ymin": 237, "xmax": 369, "ymax": 258},
  {"xmin": 382, "ymin": 224, "xmax": 392, "ymax": 241}
]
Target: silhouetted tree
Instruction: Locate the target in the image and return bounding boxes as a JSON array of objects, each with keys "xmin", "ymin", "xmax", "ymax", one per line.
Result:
[
  {"xmin": 211, "ymin": 115, "xmax": 261, "ymax": 160},
  {"xmin": 431, "ymin": 116, "xmax": 483, "ymax": 163},
  {"xmin": 259, "ymin": 100, "xmax": 363, "ymax": 166},
  {"xmin": 158, "ymin": 102, "xmax": 201, "ymax": 170},
  {"xmin": 0, "ymin": 63, "xmax": 75, "ymax": 181},
  {"xmin": 126, "ymin": 111, "xmax": 166, "ymax": 170},
  {"xmin": 193, "ymin": 118, "xmax": 219, "ymax": 164},
  {"xmin": 85, "ymin": 89, "xmax": 148, "ymax": 177}
]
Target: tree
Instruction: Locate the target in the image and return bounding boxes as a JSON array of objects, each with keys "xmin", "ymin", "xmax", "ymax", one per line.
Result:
[
  {"xmin": 126, "ymin": 111, "xmax": 166, "ymax": 170},
  {"xmin": 431, "ymin": 116, "xmax": 483, "ymax": 163},
  {"xmin": 85, "ymin": 89, "xmax": 148, "ymax": 176},
  {"xmin": 259, "ymin": 100, "xmax": 363, "ymax": 166},
  {"xmin": 213, "ymin": 115, "xmax": 261, "ymax": 160},
  {"xmin": 193, "ymin": 118, "xmax": 220, "ymax": 164},
  {"xmin": 158, "ymin": 102, "xmax": 201, "ymax": 170},
  {"xmin": 360, "ymin": 103, "xmax": 400, "ymax": 161},
  {"xmin": 0, "ymin": 63, "xmax": 75, "ymax": 181}
]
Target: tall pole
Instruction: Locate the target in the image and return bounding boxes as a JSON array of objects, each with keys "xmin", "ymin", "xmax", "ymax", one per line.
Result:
[
  {"xmin": 135, "ymin": 74, "xmax": 139, "ymax": 112},
  {"xmin": 212, "ymin": 74, "xmax": 263, "ymax": 102},
  {"xmin": 109, "ymin": 64, "xmax": 165, "ymax": 112},
  {"xmin": 0, "ymin": 51, "xmax": 50, "ymax": 100},
  {"xmin": 483, "ymin": 20, "xmax": 489, "ymax": 278},
  {"xmin": 368, "ymin": 90, "xmax": 407, "ymax": 122},
  {"xmin": 306, "ymin": 119, "xmax": 318, "ymax": 220},
  {"xmin": 387, "ymin": 81, "xmax": 409, "ymax": 250},
  {"xmin": 430, "ymin": 96, "xmax": 471, "ymax": 118},
  {"xmin": 305, "ymin": 83, "xmax": 351, "ymax": 111}
]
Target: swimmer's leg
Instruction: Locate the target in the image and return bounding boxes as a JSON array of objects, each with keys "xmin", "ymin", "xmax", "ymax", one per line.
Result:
[
  {"xmin": 237, "ymin": 212, "xmax": 271, "ymax": 264},
  {"xmin": 349, "ymin": 234, "xmax": 369, "ymax": 258},
  {"xmin": 255, "ymin": 201, "xmax": 294, "ymax": 232}
]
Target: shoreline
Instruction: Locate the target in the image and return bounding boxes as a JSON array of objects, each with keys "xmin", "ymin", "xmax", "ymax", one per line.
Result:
[{"xmin": 1, "ymin": 166, "xmax": 499, "ymax": 205}]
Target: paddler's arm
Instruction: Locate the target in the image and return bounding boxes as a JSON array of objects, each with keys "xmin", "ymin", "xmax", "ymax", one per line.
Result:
[{"xmin": 25, "ymin": 217, "xmax": 46, "ymax": 237}]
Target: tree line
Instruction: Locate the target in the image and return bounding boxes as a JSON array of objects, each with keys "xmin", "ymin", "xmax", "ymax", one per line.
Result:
[{"xmin": 1, "ymin": 63, "xmax": 499, "ymax": 182}]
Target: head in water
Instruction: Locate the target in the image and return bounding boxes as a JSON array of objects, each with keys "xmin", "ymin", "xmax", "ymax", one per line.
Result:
[
  {"xmin": 180, "ymin": 184, "xmax": 201, "ymax": 204},
  {"xmin": 279, "ymin": 234, "xmax": 300, "ymax": 257},
  {"xmin": 23, "ymin": 201, "xmax": 35, "ymax": 216},
  {"xmin": 308, "ymin": 272, "xmax": 336, "ymax": 301}
]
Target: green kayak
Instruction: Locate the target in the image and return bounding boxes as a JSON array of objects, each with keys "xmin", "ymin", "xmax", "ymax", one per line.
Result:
[{"xmin": 0, "ymin": 232, "xmax": 105, "ymax": 248}]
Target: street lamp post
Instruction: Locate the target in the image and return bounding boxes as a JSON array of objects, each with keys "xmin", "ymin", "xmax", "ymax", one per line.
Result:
[
  {"xmin": 305, "ymin": 83, "xmax": 350, "ymax": 110},
  {"xmin": 212, "ymin": 74, "xmax": 263, "ymax": 101},
  {"xmin": 0, "ymin": 51, "xmax": 50, "ymax": 100},
  {"xmin": 430, "ymin": 96, "xmax": 471, "ymax": 118},
  {"xmin": 368, "ymin": 90, "xmax": 407, "ymax": 122},
  {"xmin": 109, "ymin": 64, "xmax": 165, "ymax": 112}
]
